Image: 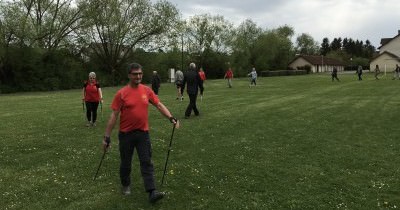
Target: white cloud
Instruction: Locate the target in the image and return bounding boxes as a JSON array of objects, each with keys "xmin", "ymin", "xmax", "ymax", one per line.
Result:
[{"xmin": 157, "ymin": 0, "xmax": 400, "ymax": 47}]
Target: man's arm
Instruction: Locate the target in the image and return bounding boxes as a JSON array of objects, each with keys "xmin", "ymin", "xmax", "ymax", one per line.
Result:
[{"xmin": 155, "ymin": 102, "xmax": 180, "ymax": 128}]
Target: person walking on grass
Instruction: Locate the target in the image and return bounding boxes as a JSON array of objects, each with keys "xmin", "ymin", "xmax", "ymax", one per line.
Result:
[
  {"xmin": 332, "ymin": 67, "xmax": 340, "ymax": 82},
  {"xmin": 198, "ymin": 67, "xmax": 206, "ymax": 82},
  {"xmin": 82, "ymin": 72, "xmax": 103, "ymax": 127},
  {"xmin": 151, "ymin": 71, "xmax": 161, "ymax": 95},
  {"xmin": 248, "ymin": 67, "xmax": 257, "ymax": 87},
  {"xmin": 175, "ymin": 69, "xmax": 184, "ymax": 101},
  {"xmin": 374, "ymin": 64, "xmax": 381, "ymax": 80},
  {"xmin": 224, "ymin": 67, "xmax": 234, "ymax": 88},
  {"xmin": 392, "ymin": 64, "xmax": 400, "ymax": 80},
  {"xmin": 183, "ymin": 63, "xmax": 204, "ymax": 119},
  {"xmin": 356, "ymin": 65, "xmax": 363, "ymax": 81},
  {"xmin": 103, "ymin": 63, "xmax": 179, "ymax": 204}
]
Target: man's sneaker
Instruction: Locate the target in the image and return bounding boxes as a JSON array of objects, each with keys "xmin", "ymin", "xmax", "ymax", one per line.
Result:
[
  {"xmin": 92, "ymin": 122, "xmax": 96, "ymax": 127},
  {"xmin": 121, "ymin": 186, "xmax": 131, "ymax": 195},
  {"xmin": 86, "ymin": 122, "xmax": 91, "ymax": 127},
  {"xmin": 149, "ymin": 190, "xmax": 165, "ymax": 203}
]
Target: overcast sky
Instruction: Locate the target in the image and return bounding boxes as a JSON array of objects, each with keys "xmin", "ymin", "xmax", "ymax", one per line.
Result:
[{"xmin": 163, "ymin": 0, "xmax": 400, "ymax": 48}]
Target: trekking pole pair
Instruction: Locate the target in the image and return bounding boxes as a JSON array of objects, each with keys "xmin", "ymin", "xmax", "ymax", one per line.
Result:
[{"xmin": 93, "ymin": 125, "xmax": 177, "ymax": 184}]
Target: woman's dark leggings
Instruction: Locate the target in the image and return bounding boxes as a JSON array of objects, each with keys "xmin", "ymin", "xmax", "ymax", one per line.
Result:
[{"xmin": 85, "ymin": 101, "xmax": 99, "ymax": 123}]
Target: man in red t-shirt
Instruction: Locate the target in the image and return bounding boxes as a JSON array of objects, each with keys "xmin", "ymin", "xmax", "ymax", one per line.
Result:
[
  {"xmin": 224, "ymin": 67, "xmax": 233, "ymax": 88},
  {"xmin": 103, "ymin": 63, "xmax": 179, "ymax": 204}
]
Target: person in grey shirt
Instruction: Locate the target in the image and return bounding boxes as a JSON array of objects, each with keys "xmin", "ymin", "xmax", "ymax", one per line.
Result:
[
  {"xmin": 248, "ymin": 67, "xmax": 257, "ymax": 87},
  {"xmin": 175, "ymin": 69, "xmax": 184, "ymax": 100}
]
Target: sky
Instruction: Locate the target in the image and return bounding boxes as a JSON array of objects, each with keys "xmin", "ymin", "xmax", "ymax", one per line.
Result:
[{"xmin": 162, "ymin": 0, "xmax": 400, "ymax": 48}]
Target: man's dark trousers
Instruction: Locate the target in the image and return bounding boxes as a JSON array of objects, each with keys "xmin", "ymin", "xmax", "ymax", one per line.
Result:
[
  {"xmin": 185, "ymin": 94, "xmax": 199, "ymax": 117},
  {"xmin": 119, "ymin": 130, "xmax": 155, "ymax": 192}
]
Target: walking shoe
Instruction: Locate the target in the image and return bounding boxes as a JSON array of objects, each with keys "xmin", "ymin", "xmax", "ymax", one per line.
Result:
[
  {"xmin": 149, "ymin": 190, "xmax": 165, "ymax": 203},
  {"xmin": 92, "ymin": 122, "xmax": 96, "ymax": 127},
  {"xmin": 121, "ymin": 186, "xmax": 131, "ymax": 195},
  {"xmin": 86, "ymin": 122, "xmax": 91, "ymax": 127}
]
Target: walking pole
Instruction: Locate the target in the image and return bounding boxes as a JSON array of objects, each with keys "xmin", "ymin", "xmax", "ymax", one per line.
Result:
[
  {"xmin": 161, "ymin": 124, "xmax": 176, "ymax": 187},
  {"xmin": 93, "ymin": 138, "xmax": 110, "ymax": 181},
  {"xmin": 82, "ymin": 101, "xmax": 86, "ymax": 121},
  {"xmin": 100, "ymin": 102, "xmax": 103, "ymax": 122}
]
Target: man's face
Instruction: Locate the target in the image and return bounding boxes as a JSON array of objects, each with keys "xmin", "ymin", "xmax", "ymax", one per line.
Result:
[{"xmin": 128, "ymin": 69, "xmax": 143, "ymax": 85}]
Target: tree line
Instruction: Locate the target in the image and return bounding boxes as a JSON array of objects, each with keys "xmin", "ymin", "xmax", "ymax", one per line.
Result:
[{"xmin": 0, "ymin": 0, "xmax": 377, "ymax": 93}]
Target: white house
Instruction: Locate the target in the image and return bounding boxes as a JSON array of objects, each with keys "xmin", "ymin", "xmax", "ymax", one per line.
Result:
[
  {"xmin": 370, "ymin": 31, "xmax": 400, "ymax": 72},
  {"xmin": 288, "ymin": 55, "xmax": 344, "ymax": 73}
]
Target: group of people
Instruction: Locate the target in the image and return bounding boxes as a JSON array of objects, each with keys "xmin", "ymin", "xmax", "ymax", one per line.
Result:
[
  {"xmin": 83, "ymin": 62, "xmax": 207, "ymax": 204},
  {"xmin": 84, "ymin": 61, "xmax": 400, "ymax": 205},
  {"xmin": 223, "ymin": 67, "xmax": 258, "ymax": 88},
  {"xmin": 331, "ymin": 64, "xmax": 400, "ymax": 81},
  {"xmin": 174, "ymin": 67, "xmax": 206, "ymax": 102},
  {"xmin": 173, "ymin": 63, "xmax": 205, "ymax": 118}
]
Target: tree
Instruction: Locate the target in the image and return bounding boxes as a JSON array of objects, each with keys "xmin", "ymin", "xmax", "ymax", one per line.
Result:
[
  {"xmin": 78, "ymin": 0, "xmax": 179, "ymax": 83},
  {"xmin": 320, "ymin": 37, "xmax": 330, "ymax": 56},
  {"xmin": 252, "ymin": 26, "xmax": 295, "ymax": 71},
  {"xmin": 2, "ymin": 0, "xmax": 83, "ymax": 51},
  {"xmin": 229, "ymin": 19, "xmax": 262, "ymax": 75},
  {"xmin": 185, "ymin": 14, "xmax": 232, "ymax": 67},
  {"xmin": 295, "ymin": 33, "xmax": 319, "ymax": 55},
  {"xmin": 363, "ymin": 40, "xmax": 375, "ymax": 58},
  {"xmin": 330, "ymin": 38, "xmax": 342, "ymax": 51}
]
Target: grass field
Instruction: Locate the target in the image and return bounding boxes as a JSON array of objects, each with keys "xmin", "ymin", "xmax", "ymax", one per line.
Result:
[{"xmin": 1, "ymin": 72, "xmax": 400, "ymax": 209}]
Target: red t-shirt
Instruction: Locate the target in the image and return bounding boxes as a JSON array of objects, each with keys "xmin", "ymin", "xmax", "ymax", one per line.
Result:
[
  {"xmin": 111, "ymin": 84, "xmax": 159, "ymax": 132},
  {"xmin": 199, "ymin": 71, "xmax": 206, "ymax": 81},
  {"xmin": 84, "ymin": 82, "xmax": 100, "ymax": 102},
  {"xmin": 225, "ymin": 70, "xmax": 233, "ymax": 78}
]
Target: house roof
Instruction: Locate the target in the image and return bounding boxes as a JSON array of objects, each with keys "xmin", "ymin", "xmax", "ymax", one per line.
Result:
[
  {"xmin": 378, "ymin": 32, "xmax": 400, "ymax": 50},
  {"xmin": 370, "ymin": 51, "xmax": 400, "ymax": 62},
  {"xmin": 288, "ymin": 55, "xmax": 344, "ymax": 66},
  {"xmin": 380, "ymin": 38, "xmax": 392, "ymax": 47}
]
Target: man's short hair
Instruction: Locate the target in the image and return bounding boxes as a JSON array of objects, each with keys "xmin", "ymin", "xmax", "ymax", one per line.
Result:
[
  {"xmin": 189, "ymin": 62, "xmax": 196, "ymax": 70},
  {"xmin": 128, "ymin": 63, "xmax": 142, "ymax": 74}
]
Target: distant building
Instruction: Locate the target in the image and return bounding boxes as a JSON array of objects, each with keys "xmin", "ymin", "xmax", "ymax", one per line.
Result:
[
  {"xmin": 288, "ymin": 55, "xmax": 344, "ymax": 73},
  {"xmin": 370, "ymin": 30, "xmax": 400, "ymax": 72}
]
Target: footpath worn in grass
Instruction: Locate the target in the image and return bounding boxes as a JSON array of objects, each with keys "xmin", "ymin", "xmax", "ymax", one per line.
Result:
[{"xmin": 1, "ymin": 73, "xmax": 400, "ymax": 209}]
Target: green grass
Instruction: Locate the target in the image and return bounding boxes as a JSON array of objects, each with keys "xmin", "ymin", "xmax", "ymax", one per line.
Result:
[{"xmin": 1, "ymin": 72, "xmax": 400, "ymax": 209}]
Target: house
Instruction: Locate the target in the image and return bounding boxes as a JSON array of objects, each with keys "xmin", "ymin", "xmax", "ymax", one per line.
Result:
[
  {"xmin": 370, "ymin": 30, "xmax": 400, "ymax": 72},
  {"xmin": 288, "ymin": 55, "xmax": 344, "ymax": 73}
]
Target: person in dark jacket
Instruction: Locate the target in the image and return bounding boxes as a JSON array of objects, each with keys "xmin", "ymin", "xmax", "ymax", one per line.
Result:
[
  {"xmin": 183, "ymin": 63, "xmax": 204, "ymax": 119},
  {"xmin": 356, "ymin": 65, "xmax": 363, "ymax": 81},
  {"xmin": 332, "ymin": 67, "xmax": 340, "ymax": 82},
  {"xmin": 151, "ymin": 71, "xmax": 161, "ymax": 95}
]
